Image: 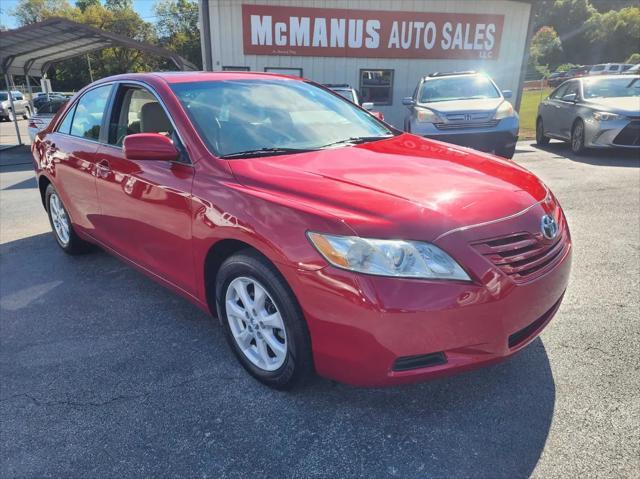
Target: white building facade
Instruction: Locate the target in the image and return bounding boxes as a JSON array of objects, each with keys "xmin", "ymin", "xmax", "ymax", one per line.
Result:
[{"xmin": 198, "ymin": 0, "xmax": 534, "ymax": 127}]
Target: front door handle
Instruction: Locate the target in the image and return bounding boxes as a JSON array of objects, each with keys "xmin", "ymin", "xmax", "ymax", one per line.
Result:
[{"xmin": 96, "ymin": 159, "xmax": 111, "ymax": 178}]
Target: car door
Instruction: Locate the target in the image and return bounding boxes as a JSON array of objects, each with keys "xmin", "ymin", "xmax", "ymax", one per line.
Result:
[
  {"xmin": 93, "ymin": 83, "xmax": 196, "ymax": 294},
  {"xmin": 555, "ymin": 81, "xmax": 581, "ymax": 139},
  {"xmin": 42, "ymin": 83, "xmax": 113, "ymax": 235},
  {"xmin": 540, "ymin": 83, "xmax": 570, "ymax": 136}
]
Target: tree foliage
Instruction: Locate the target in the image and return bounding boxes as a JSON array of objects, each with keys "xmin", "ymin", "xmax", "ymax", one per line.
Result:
[
  {"xmin": 531, "ymin": 0, "xmax": 640, "ymax": 73},
  {"xmin": 154, "ymin": 0, "xmax": 202, "ymax": 69}
]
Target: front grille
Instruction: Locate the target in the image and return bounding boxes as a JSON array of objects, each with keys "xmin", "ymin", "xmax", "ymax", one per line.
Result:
[
  {"xmin": 445, "ymin": 112, "xmax": 492, "ymax": 122},
  {"xmin": 613, "ymin": 120, "xmax": 640, "ymax": 146},
  {"xmin": 471, "ymin": 215, "xmax": 569, "ymax": 283},
  {"xmin": 434, "ymin": 120, "xmax": 499, "ymax": 130}
]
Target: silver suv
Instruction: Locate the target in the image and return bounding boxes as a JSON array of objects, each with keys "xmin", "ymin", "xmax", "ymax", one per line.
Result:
[
  {"xmin": 402, "ymin": 72, "xmax": 519, "ymax": 158},
  {"xmin": 0, "ymin": 91, "xmax": 32, "ymax": 121}
]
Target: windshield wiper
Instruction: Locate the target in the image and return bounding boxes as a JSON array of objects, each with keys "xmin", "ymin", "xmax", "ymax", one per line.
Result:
[
  {"xmin": 320, "ymin": 135, "xmax": 393, "ymax": 149},
  {"xmin": 220, "ymin": 147, "xmax": 316, "ymax": 159}
]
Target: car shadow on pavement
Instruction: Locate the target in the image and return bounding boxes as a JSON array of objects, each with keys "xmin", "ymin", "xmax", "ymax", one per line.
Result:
[
  {"xmin": 531, "ymin": 141, "xmax": 640, "ymax": 167},
  {"xmin": 1, "ymin": 233, "xmax": 555, "ymax": 479}
]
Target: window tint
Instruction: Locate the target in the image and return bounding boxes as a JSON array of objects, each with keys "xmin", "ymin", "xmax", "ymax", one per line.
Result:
[
  {"xmin": 57, "ymin": 103, "xmax": 76, "ymax": 134},
  {"xmin": 70, "ymin": 85, "xmax": 112, "ymax": 140},
  {"xmin": 609, "ymin": 65, "xmax": 619, "ymax": 71},
  {"xmin": 562, "ymin": 82, "xmax": 580, "ymax": 99},
  {"xmin": 360, "ymin": 70, "xmax": 393, "ymax": 105},
  {"xmin": 108, "ymin": 86, "xmax": 173, "ymax": 146}
]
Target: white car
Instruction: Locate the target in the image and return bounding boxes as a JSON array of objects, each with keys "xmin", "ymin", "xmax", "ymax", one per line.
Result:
[{"xmin": 589, "ymin": 63, "xmax": 632, "ymax": 75}]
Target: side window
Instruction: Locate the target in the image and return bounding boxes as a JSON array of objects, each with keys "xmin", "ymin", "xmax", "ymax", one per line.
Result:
[
  {"xmin": 563, "ymin": 82, "xmax": 580, "ymax": 99},
  {"xmin": 14, "ymin": 93, "xmax": 24, "ymax": 101},
  {"xmin": 550, "ymin": 83, "xmax": 569, "ymax": 99},
  {"xmin": 360, "ymin": 69, "xmax": 394, "ymax": 105},
  {"xmin": 57, "ymin": 103, "xmax": 76, "ymax": 134},
  {"xmin": 108, "ymin": 86, "xmax": 173, "ymax": 146},
  {"xmin": 609, "ymin": 65, "xmax": 619, "ymax": 72},
  {"xmin": 70, "ymin": 84, "xmax": 112, "ymax": 141}
]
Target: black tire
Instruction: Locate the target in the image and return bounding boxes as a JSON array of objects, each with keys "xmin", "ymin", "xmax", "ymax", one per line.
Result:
[
  {"xmin": 535, "ymin": 118, "xmax": 550, "ymax": 146},
  {"xmin": 45, "ymin": 184, "xmax": 92, "ymax": 254},
  {"xmin": 22, "ymin": 107, "xmax": 31, "ymax": 120},
  {"xmin": 496, "ymin": 144, "xmax": 516, "ymax": 159},
  {"xmin": 216, "ymin": 249, "xmax": 313, "ymax": 390},
  {"xmin": 571, "ymin": 119, "xmax": 587, "ymax": 154}
]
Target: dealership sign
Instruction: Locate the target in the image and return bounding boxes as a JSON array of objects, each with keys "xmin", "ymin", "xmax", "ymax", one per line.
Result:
[{"xmin": 242, "ymin": 4, "xmax": 504, "ymax": 60}]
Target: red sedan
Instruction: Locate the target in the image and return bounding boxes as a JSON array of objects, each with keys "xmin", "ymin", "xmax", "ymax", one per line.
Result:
[{"xmin": 32, "ymin": 72, "xmax": 571, "ymax": 389}]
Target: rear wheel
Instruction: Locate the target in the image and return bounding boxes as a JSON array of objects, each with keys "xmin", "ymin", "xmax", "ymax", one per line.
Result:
[
  {"xmin": 216, "ymin": 250, "xmax": 313, "ymax": 389},
  {"xmin": 536, "ymin": 118, "xmax": 550, "ymax": 146},
  {"xmin": 22, "ymin": 107, "xmax": 31, "ymax": 120},
  {"xmin": 45, "ymin": 184, "xmax": 92, "ymax": 254},
  {"xmin": 571, "ymin": 119, "xmax": 586, "ymax": 154}
]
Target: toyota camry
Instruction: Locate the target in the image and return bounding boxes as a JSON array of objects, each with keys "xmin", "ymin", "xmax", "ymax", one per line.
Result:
[{"xmin": 32, "ymin": 72, "xmax": 571, "ymax": 389}]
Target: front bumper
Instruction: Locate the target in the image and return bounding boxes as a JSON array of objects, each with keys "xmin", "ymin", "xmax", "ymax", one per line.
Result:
[
  {"xmin": 408, "ymin": 117, "xmax": 519, "ymax": 154},
  {"xmin": 280, "ymin": 200, "xmax": 571, "ymax": 387},
  {"xmin": 585, "ymin": 117, "xmax": 640, "ymax": 148}
]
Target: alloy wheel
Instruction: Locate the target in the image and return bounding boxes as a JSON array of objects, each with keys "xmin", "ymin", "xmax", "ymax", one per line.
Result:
[
  {"xmin": 572, "ymin": 122, "xmax": 584, "ymax": 153},
  {"xmin": 225, "ymin": 276, "xmax": 288, "ymax": 371},
  {"xmin": 49, "ymin": 193, "xmax": 70, "ymax": 246}
]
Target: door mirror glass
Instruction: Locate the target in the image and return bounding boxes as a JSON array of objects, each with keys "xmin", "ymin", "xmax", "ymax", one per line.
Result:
[
  {"xmin": 123, "ymin": 133, "xmax": 179, "ymax": 162},
  {"xmin": 402, "ymin": 96, "xmax": 415, "ymax": 106},
  {"xmin": 561, "ymin": 93, "xmax": 577, "ymax": 102},
  {"xmin": 502, "ymin": 90, "xmax": 513, "ymax": 99},
  {"xmin": 361, "ymin": 102, "xmax": 374, "ymax": 111}
]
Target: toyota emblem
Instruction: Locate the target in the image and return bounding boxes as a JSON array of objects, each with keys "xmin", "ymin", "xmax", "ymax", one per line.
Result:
[{"xmin": 541, "ymin": 215, "xmax": 558, "ymax": 240}]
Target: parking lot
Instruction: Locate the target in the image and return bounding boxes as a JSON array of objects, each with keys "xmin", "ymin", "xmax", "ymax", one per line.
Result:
[{"xmin": 1, "ymin": 141, "xmax": 638, "ymax": 478}]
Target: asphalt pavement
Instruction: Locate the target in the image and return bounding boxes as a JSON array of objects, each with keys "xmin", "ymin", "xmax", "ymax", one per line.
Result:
[{"xmin": 0, "ymin": 141, "xmax": 638, "ymax": 478}]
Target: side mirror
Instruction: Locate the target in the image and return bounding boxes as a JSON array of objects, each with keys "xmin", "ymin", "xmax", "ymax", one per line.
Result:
[
  {"xmin": 561, "ymin": 93, "xmax": 577, "ymax": 103},
  {"xmin": 402, "ymin": 96, "xmax": 415, "ymax": 106},
  {"xmin": 123, "ymin": 133, "xmax": 179, "ymax": 162},
  {"xmin": 502, "ymin": 90, "xmax": 513, "ymax": 99},
  {"xmin": 361, "ymin": 102, "xmax": 374, "ymax": 111}
]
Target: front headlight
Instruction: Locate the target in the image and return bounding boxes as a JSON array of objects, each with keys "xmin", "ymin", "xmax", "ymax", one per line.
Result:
[
  {"xmin": 593, "ymin": 111, "xmax": 623, "ymax": 121},
  {"xmin": 307, "ymin": 232, "xmax": 471, "ymax": 281},
  {"xmin": 494, "ymin": 101, "xmax": 514, "ymax": 120},
  {"xmin": 416, "ymin": 108, "xmax": 443, "ymax": 123}
]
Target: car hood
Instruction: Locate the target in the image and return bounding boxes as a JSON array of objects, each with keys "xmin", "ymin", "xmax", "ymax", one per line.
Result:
[
  {"xmin": 228, "ymin": 134, "xmax": 547, "ymax": 241},
  {"xmin": 416, "ymin": 98, "xmax": 504, "ymax": 113},
  {"xmin": 583, "ymin": 97, "xmax": 640, "ymax": 115}
]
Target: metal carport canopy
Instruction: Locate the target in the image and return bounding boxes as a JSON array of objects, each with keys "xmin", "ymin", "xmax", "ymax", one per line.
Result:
[{"xmin": 0, "ymin": 17, "xmax": 197, "ymax": 77}]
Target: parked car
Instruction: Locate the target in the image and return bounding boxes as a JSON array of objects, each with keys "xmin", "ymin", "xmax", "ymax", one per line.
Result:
[
  {"xmin": 588, "ymin": 63, "xmax": 632, "ymax": 75},
  {"xmin": 565, "ymin": 65, "xmax": 591, "ymax": 79},
  {"xmin": 323, "ymin": 83, "xmax": 385, "ymax": 121},
  {"xmin": 33, "ymin": 93, "xmax": 67, "ymax": 112},
  {"xmin": 547, "ymin": 71, "xmax": 569, "ymax": 87},
  {"xmin": 0, "ymin": 90, "xmax": 32, "ymax": 121},
  {"xmin": 402, "ymin": 71, "xmax": 519, "ymax": 158},
  {"xmin": 28, "ymin": 99, "xmax": 66, "ymax": 142},
  {"xmin": 625, "ymin": 64, "xmax": 639, "ymax": 74},
  {"xmin": 536, "ymin": 74, "xmax": 640, "ymax": 153},
  {"xmin": 32, "ymin": 72, "xmax": 571, "ymax": 389}
]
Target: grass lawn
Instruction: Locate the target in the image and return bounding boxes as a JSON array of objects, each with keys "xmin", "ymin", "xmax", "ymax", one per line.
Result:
[{"xmin": 518, "ymin": 88, "xmax": 551, "ymax": 140}]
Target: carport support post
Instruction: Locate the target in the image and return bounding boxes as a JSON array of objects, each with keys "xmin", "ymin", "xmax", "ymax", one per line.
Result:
[
  {"xmin": 4, "ymin": 74, "xmax": 23, "ymax": 145},
  {"xmin": 25, "ymin": 74, "xmax": 35, "ymax": 114}
]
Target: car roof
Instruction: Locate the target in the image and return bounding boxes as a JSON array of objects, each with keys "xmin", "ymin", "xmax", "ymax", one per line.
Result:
[{"xmin": 97, "ymin": 71, "xmax": 303, "ymax": 85}]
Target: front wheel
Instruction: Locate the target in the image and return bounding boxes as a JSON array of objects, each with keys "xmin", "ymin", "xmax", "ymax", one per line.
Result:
[
  {"xmin": 22, "ymin": 107, "xmax": 31, "ymax": 120},
  {"xmin": 571, "ymin": 119, "xmax": 587, "ymax": 154},
  {"xmin": 45, "ymin": 184, "xmax": 92, "ymax": 254},
  {"xmin": 216, "ymin": 250, "xmax": 313, "ymax": 389}
]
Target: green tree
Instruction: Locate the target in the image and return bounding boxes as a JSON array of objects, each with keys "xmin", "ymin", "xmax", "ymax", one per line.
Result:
[
  {"xmin": 154, "ymin": 0, "xmax": 202, "ymax": 69},
  {"xmin": 11, "ymin": 0, "xmax": 76, "ymax": 25},
  {"xmin": 531, "ymin": 26, "xmax": 565, "ymax": 71},
  {"xmin": 76, "ymin": 0, "xmax": 100, "ymax": 13},
  {"xmin": 626, "ymin": 52, "xmax": 640, "ymax": 63},
  {"xmin": 587, "ymin": 6, "xmax": 640, "ymax": 62}
]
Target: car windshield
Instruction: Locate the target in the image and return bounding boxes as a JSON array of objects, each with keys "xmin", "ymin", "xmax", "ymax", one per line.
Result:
[
  {"xmin": 582, "ymin": 77, "xmax": 640, "ymax": 99},
  {"xmin": 171, "ymin": 79, "xmax": 393, "ymax": 158},
  {"xmin": 418, "ymin": 75, "xmax": 500, "ymax": 103}
]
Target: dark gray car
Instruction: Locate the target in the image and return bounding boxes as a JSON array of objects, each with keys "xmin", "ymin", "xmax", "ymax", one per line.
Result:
[{"xmin": 536, "ymin": 75, "xmax": 640, "ymax": 154}]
